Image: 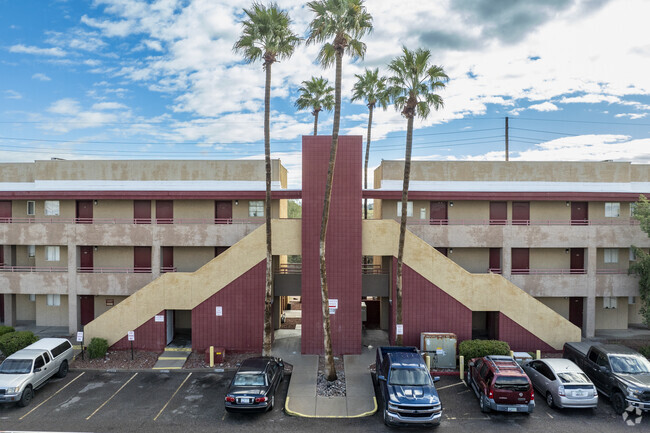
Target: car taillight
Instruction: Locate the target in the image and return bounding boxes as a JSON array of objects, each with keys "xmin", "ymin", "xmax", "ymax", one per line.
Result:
[
  {"xmin": 558, "ymin": 386, "xmax": 565, "ymax": 397},
  {"xmin": 255, "ymin": 397, "xmax": 268, "ymax": 403},
  {"xmin": 592, "ymin": 386, "xmax": 598, "ymax": 397},
  {"xmin": 225, "ymin": 396, "xmax": 235, "ymax": 403},
  {"xmin": 530, "ymin": 389, "xmax": 535, "ymax": 401},
  {"xmin": 488, "ymin": 389, "xmax": 493, "ymax": 399}
]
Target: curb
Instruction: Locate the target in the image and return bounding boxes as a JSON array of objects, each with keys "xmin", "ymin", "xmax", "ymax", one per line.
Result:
[
  {"xmin": 69, "ymin": 367, "xmax": 237, "ymax": 373},
  {"xmin": 284, "ymin": 396, "xmax": 377, "ymax": 419}
]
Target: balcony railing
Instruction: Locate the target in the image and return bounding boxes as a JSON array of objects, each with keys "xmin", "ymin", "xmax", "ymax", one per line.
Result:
[
  {"xmin": 488, "ymin": 268, "xmax": 502, "ymax": 274},
  {"xmin": 511, "ymin": 268, "xmax": 587, "ymax": 275},
  {"xmin": 161, "ymin": 267, "xmax": 178, "ymax": 273},
  {"xmin": 277, "ymin": 263, "xmax": 302, "ymax": 274},
  {"xmin": 0, "ymin": 265, "xmax": 68, "ymax": 272},
  {"xmin": 0, "ymin": 217, "xmax": 264, "ymax": 225},
  {"xmin": 595, "ymin": 269, "xmax": 631, "ymax": 275},
  {"xmin": 77, "ymin": 267, "xmax": 152, "ymax": 273},
  {"xmin": 362, "ymin": 264, "xmax": 388, "ymax": 274},
  {"xmin": 405, "ymin": 218, "xmax": 640, "ymax": 226}
]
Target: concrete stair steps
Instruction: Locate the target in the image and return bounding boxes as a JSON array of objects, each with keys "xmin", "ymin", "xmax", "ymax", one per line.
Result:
[{"xmin": 153, "ymin": 348, "xmax": 191, "ymax": 370}]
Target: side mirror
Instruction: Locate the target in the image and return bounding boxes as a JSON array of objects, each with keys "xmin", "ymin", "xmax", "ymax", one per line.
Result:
[
  {"xmin": 34, "ymin": 368, "xmax": 41, "ymax": 372},
  {"xmin": 600, "ymin": 365, "xmax": 609, "ymax": 373},
  {"xmin": 433, "ymin": 376, "xmax": 440, "ymax": 383},
  {"xmin": 378, "ymin": 375, "xmax": 386, "ymax": 381}
]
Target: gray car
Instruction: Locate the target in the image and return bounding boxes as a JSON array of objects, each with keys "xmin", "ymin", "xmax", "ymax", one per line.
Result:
[{"xmin": 523, "ymin": 358, "xmax": 598, "ymax": 409}]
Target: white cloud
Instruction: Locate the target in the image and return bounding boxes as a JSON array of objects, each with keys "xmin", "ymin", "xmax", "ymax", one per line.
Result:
[
  {"xmin": 9, "ymin": 44, "xmax": 67, "ymax": 57},
  {"xmin": 48, "ymin": 98, "xmax": 81, "ymax": 115},
  {"xmin": 528, "ymin": 101, "xmax": 560, "ymax": 112},
  {"xmin": 91, "ymin": 101, "xmax": 127, "ymax": 110},
  {"xmin": 32, "ymin": 73, "xmax": 51, "ymax": 81},
  {"xmin": 4, "ymin": 90, "xmax": 22, "ymax": 100},
  {"xmin": 615, "ymin": 113, "xmax": 648, "ymax": 120}
]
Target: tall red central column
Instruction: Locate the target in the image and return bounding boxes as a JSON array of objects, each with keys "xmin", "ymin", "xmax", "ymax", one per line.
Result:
[{"xmin": 301, "ymin": 135, "xmax": 362, "ymax": 355}]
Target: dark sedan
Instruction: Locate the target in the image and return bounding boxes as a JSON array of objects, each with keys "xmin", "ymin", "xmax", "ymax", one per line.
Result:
[{"xmin": 224, "ymin": 357, "xmax": 284, "ymax": 413}]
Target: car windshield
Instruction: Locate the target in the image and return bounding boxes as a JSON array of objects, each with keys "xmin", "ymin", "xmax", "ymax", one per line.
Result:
[
  {"xmin": 388, "ymin": 368, "xmax": 432, "ymax": 386},
  {"xmin": 609, "ymin": 355, "xmax": 650, "ymax": 374},
  {"xmin": 233, "ymin": 373, "xmax": 266, "ymax": 386},
  {"xmin": 494, "ymin": 376, "xmax": 530, "ymax": 391},
  {"xmin": 0, "ymin": 359, "xmax": 33, "ymax": 374},
  {"xmin": 557, "ymin": 372, "xmax": 591, "ymax": 383}
]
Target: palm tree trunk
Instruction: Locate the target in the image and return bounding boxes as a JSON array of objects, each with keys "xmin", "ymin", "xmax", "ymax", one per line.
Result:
[
  {"xmin": 320, "ymin": 50, "xmax": 342, "ymax": 382},
  {"xmin": 363, "ymin": 105, "xmax": 374, "ymax": 219},
  {"xmin": 314, "ymin": 110, "xmax": 319, "ymax": 136},
  {"xmin": 395, "ymin": 115, "xmax": 414, "ymax": 346},
  {"xmin": 263, "ymin": 62, "xmax": 273, "ymax": 356}
]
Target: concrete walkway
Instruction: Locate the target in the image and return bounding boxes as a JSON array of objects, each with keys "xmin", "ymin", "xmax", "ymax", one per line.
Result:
[
  {"xmin": 274, "ymin": 329, "xmax": 382, "ymax": 418},
  {"xmin": 153, "ymin": 347, "xmax": 191, "ymax": 370}
]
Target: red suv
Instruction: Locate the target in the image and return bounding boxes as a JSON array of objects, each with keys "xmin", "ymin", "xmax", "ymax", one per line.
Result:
[{"xmin": 467, "ymin": 355, "xmax": 535, "ymax": 414}]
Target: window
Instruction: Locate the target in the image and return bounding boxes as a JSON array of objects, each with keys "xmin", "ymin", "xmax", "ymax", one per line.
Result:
[
  {"xmin": 248, "ymin": 201, "xmax": 264, "ymax": 217},
  {"xmin": 604, "ymin": 248, "xmax": 619, "ymax": 264},
  {"xmin": 630, "ymin": 202, "xmax": 637, "ymax": 217},
  {"xmin": 46, "ymin": 294, "xmax": 61, "ymax": 306},
  {"xmin": 28, "ymin": 245, "xmax": 35, "ymax": 258},
  {"xmin": 603, "ymin": 296, "xmax": 617, "ymax": 309},
  {"xmin": 45, "ymin": 246, "xmax": 60, "ymax": 261},
  {"xmin": 630, "ymin": 248, "xmax": 637, "ymax": 261},
  {"xmin": 44, "ymin": 200, "xmax": 60, "ymax": 216},
  {"xmin": 34, "ymin": 355, "xmax": 45, "ymax": 370},
  {"xmin": 396, "ymin": 201, "xmax": 413, "ymax": 217},
  {"xmin": 43, "ymin": 352, "xmax": 50, "ymax": 363},
  {"xmin": 29, "ymin": 294, "xmax": 35, "ymax": 302},
  {"xmin": 27, "ymin": 201, "xmax": 35, "ymax": 216},
  {"xmin": 605, "ymin": 202, "xmax": 620, "ymax": 218}
]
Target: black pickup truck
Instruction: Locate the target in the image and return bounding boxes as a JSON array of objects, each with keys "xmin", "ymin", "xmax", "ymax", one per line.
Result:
[{"xmin": 563, "ymin": 342, "xmax": 650, "ymax": 414}]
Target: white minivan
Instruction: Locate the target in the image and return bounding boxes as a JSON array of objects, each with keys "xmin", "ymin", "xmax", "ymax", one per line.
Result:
[{"xmin": 0, "ymin": 338, "xmax": 74, "ymax": 407}]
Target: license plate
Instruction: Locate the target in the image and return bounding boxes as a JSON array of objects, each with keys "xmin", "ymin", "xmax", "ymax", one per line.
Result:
[
  {"xmin": 507, "ymin": 407, "xmax": 517, "ymax": 412},
  {"xmin": 239, "ymin": 398, "xmax": 252, "ymax": 404},
  {"xmin": 573, "ymin": 391, "xmax": 588, "ymax": 397}
]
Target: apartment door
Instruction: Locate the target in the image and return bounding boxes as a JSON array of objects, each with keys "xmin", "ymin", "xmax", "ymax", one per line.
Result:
[
  {"xmin": 571, "ymin": 202, "xmax": 588, "ymax": 225},
  {"xmin": 512, "ymin": 201, "xmax": 530, "ymax": 225},
  {"xmin": 162, "ymin": 247, "xmax": 174, "ymax": 271},
  {"xmin": 511, "ymin": 248, "xmax": 530, "ymax": 274},
  {"xmin": 215, "ymin": 246, "xmax": 228, "ymax": 257},
  {"xmin": 569, "ymin": 297, "xmax": 584, "ymax": 329},
  {"xmin": 489, "ymin": 201, "xmax": 507, "ymax": 225},
  {"xmin": 0, "ymin": 201, "xmax": 11, "ymax": 223},
  {"xmin": 571, "ymin": 248, "xmax": 585, "ymax": 273},
  {"xmin": 76, "ymin": 200, "xmax": 93, "ymax": 224},
  {"xmin": 430, "ymin": 201, "xmax": 448, "ymax": 225},
  {"xmin": 134, "ymin": 200, "xmax": 151, "ymax": 224},
  {"xmin": 215, "ymin": 201, "xmax": 233, "ymax": 224},
  {"xmin": 134, "ymin": 247, "xmax": 152, "ymax": 273},
  {"xmin": 156, "ymin": 200, "xmax": 173, "ymax": 224},
  {"xmin": 489, "ymin": 248, "xmax": 501, "ymax": 273},
  {"xmin": 80, "ymin": 295, "xmax": 94, "ymax": 326},
  {"xmin": 435, "ymin": 247, "xmax": 448, "ymax": 257},
  {"xmin": 80, "ymin": 246, "xmax": 93, "ymax": 272}
]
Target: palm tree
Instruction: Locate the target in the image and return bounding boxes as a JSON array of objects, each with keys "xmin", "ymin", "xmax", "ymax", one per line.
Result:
[
  {"xmin": 351, "ymin": 68, "xmax": 389, "ymax": 219},
  {"xmin": 295, "ymin": 77, "xmax": 335, "ymax": 135},
  {"xmin": 233, "ymin": 2, "xmax": 300, "ymax": 356},
  {"xmin": 306, "ymin": 0, "xmax": 373, "ymax": 381},
  {"xmin": 387, "ymin": 47, "xmax": 448, "ymax": 346}
]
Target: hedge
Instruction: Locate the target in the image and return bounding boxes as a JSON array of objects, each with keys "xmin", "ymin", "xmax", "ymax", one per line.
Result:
[
  {"xmin": 0, "ymin": 325, "xmax": 15, "ymax": 337},
  {"xmin": 459, "ymin": 339, "xmax": 511, "ymax": 369},
  {"xmin": 0, "ymin": 331, "xmax": 39, "ymax": 357},
  {"xmin": 88, "ymin": 337, "xmax": 109, "ymax": 359},
  {"xmin": 640, "ymin": 345, "xmax": 650, "ymax": 360}
]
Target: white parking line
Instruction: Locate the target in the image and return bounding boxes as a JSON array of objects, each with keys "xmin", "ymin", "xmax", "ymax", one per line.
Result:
[
  {"xmin": 437, "ymin": 381, "xmax": 465, "ymax": 391},
  {"xmin": 153, "ymin": 373, "xmax": 192, "ymax": 421},
  {"xmin": 19, "ymin": 372, "xmax": 86, "ymax": 420},
  {"xmin": 85, "ymin": 373, "xmax": 138, "ymax": 420}
]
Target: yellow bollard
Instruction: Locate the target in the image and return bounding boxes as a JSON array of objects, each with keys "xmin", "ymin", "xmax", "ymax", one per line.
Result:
[
  {"xmin": 510, "ymin": 350, "xmax": 514, "ymax": 358},
  {"xmin": 536, "ymin": 350, "xmax": 541, "ymax": 360},
  {"xmin": 425, "ymin": 354, "xmax": 431, "ymax": 370},
  {"xmin": 210, "ymin": 346, "xmax": 214, "ymax": 367},
  {"xmin": 459, "ymin": 356, "xmax": 464, "ymax": 381}
]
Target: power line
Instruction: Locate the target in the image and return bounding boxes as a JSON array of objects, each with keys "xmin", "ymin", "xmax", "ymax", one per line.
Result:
[
  {"xmin": 515, "ymin": 117, "xmax": 650, "ymax": 127},
  {"xmin": 509, "ymin": 127, "xmax": 578, "ymax": 137}
]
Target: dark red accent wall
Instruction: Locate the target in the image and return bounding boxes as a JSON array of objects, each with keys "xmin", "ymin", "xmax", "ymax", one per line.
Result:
[
  {"xmin": 192, "ymin": 261, "xmax": 265, "ymax": 353},
  {"xmin": 112, "ymin": 310, "xmax": 166, "ymax": 351},
  {"xmin": 301, "ymin": 136, "xmax": 362, "ymax": 355},
  {"xmin": 390, "ymin": 261, "xmax": 472, "ymax": 346},
  {"xmin": 498, "ymin": 313, "xmax": 556, "ymax": 352}
]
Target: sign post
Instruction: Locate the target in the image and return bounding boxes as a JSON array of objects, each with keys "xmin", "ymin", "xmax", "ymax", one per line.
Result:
[
  {"xmin": 127, "ymin": 331, "xmax": 135, "ymax": 360},
  {"xmin": 76, "ymin": 331, "xmax": 84, "ymax": 360}
]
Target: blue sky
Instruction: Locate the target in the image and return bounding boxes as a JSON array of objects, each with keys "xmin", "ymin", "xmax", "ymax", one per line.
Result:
[{"xmin": 2, "ymin": 0, "xmax": 650, "ymax": 188}]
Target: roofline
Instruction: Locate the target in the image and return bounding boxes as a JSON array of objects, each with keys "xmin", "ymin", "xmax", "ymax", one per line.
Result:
[
  {"xmin": 0, "ymin": 190, "xmax": 302, "ymax": 200},
  {"xmin": 363, "ymin": 191, "xmax": 644, "ymax": 201}
]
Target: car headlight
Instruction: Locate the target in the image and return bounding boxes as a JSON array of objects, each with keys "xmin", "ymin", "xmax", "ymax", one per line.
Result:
[
  {"xmin": 6, "ymin": 387, "xmax": 20, "ymax": 394},
  {"xmin": 627, "ymin": 387, "xmax": 643, "ymax": 399}
]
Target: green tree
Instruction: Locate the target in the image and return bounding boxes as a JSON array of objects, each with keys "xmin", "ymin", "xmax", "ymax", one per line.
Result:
[
  {"xmin": 387, "ymin": 47, "xmax": 448, "ymax": 345},
  {"xmin": 351, "ymin": 68, "xmax": 389, "ymax": 219},
  {"xmin": 306, "ymin": 0, "xmax": 373, "ymax": 381},
  {"xmin": 233, "ymin": 2, "xmax": 300, "ymax": 356},
  {"xmin": 630, "ymin": 194, "xmax": 650, "ymax": 325},
  {"xmin": 295, "ymin": 76, "xmax": 335, "ymax": 135}
]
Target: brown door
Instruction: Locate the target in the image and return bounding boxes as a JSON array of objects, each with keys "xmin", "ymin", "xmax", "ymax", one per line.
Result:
[
  {"xmin": 489, "ymin": 201, "xmax": 507, "ymax": 225},
  {"xmin": 76, "ymin": 200, "xmax": 93, "ymax": 224},
  {"xmin": 156, "ymin": 200, "xmax": 173, "ymax": 224},
  {"xmin": 0, "ymin": 246, "xmax": 4, "ymax": 266},
  {"xmin": 569, "ymin": 297, "xmax": 584, "ymax": 329},
  {"xmin": 512, "ymin": 201, "xmax": 530, "ymax": 225},
  {"xmin": 134, "ymin": 200, "xmax": 151, "ymax": 224},
  {"xmin": 215, "ymin": 201, "xmax": 233, "ymax": 224},
  {"xmin": 134, "ymin": 246, "xmax": 152, "ymax": 273},
  {"xmin": 80, "ymin": 246, "xmax": 93, "ymax": 273},
  {"xmin": 571, "ymin": 202, "xmax": 588, "ymax": 225},
  {"xmin": 435, "ymin": 247, "xmax": 448, "ymax": 256},
  {"xmin": 570, "ymin": 248, "xmax": 585, "ymax": 274},
  {"xmin": 80, "ymin": 295, "xmax": 94, "ymax": 327},
  {"xmin": 215, "ymin": 246, "xmax": 228, "ymax": 257},
  {"xmin": 489, "ymin": 248, "xmax": 501, "ymax": 273},
  {"xmin": 511, "ymin": 248, "xmax": 529, "ymax": 274},
  {"xmin": 0, "ymin": 201, "xmax": 11, "ymax": 223},
  {"xmin": 162, "ymin": 247, "xmax": 174, "ymax": 272},
  {"xmin": 430, "ymin": 201, "xmax": 448, "ymax": 225}
]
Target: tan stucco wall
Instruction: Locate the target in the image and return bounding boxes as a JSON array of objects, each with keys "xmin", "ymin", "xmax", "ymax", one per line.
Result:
[
  {"xmin": 94, "ymin": 200, "xmax": 132, "ymax": 220},
  {"xmin": 589, "ymin": 201, "xmax": 634, "ymax": 221},
  {"xmin": 16, "ymin": 294, "xmax": 36, "ymax": 321},
  {"xmin": 35, "ymin": 294, "xmax": 69, "ymax": 326},
  {"xmin": 595, "ymin": 297, "xmax": 628, "ymax": 329},
  {"xmin": 379, "ymin": 200, "xmax": 432, "ymax": 220},
  {"xmin": 449, "ymin": 201, "xmax": 489, "ymax": 221},
  {"xmin": 94, "ymin": 246, "xmax": 134, "ymax": 269},
  {"xmin": 12, "ymin": 200, "xmax": 76, "ymax": 219},
  {"xmin": 173, "ymin": 247, "xmax": 215, "ymax": 272},
  {"xmin": 530, "ymin": 249, "xmax": 570, "ymax": 270},
  {"xmin": 628, "ymin": 300, "xmax": 644, "ymax": 325},
  {"xmin": 449, "ymin": 248, "xmax": 489, "ymax": 273},
  {"xmin": 174, "ymin": 201, "xmax": 214, "ymax": 221},
  {"xmin": 0, "ymin": 163, "xmax": 34, "ymax": 182},
  {"xmin": 537, "ymin": 297, "xmax": 570, "ymax": 320},
  {"xmin": 597, "ymin": 248, "xmax": 630, "ymax": 271},
  {"xmin": 14, "ymin": 246, "xmax": 35, "ymax": 267},
  {"xmin": 35, "ymin": 245, "xmax": 68, "ymax": 267},
  {"xmin": 94, "ymin": 295, "xmax": 126, "ymax": 318},
  {"xmin": 530, "ymin": 202, "xmax": 571, "ymax": 221},
  {"xmin": 232, "ymin": 200, "xmax": 282, "ymax": 219}
]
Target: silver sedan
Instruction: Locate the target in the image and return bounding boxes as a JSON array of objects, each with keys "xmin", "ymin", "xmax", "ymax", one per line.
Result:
[{"xmin": 523, "ymin": 358, "xmax": 598, "ymax": 409}]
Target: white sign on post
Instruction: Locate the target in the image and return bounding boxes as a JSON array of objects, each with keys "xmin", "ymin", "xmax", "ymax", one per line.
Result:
[
  {"xmin": 396, "ymin": 324, "xmax": 404, "ymax": 335},
  {"xmin": 329, "ymin": 299, "xmax": 338, "ymax": 309},
  {"xmin": 216, "ymin": 306, "xmax": 223, "ymax": 316},
  {"xmin": 76, "ymin": 332, "xmax": 84, "ymax": 342},
  {"xmin": 154, "ymin": 315, "xmax": 164, "ymax": 322},
  {"xmin": 329, "ymin": 307, "xmax": 336, "ymax": 315},
  {"xmin": 127, "ymin": 331, "xmax": 135, "ymax": 341}
]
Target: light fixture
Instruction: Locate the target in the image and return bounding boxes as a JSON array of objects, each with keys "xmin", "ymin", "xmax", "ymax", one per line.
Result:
[
  {"xmin": 449, "ymin": 248, "xmax": 453, "ymax": 254},
  {"xmin": 449, "ymin": 201, "xmax": 454, "ymax": 207},
  {"xmin": 566, "ymin": 201, "xmax": 570, "ymax": 207},
  {"xmin": 235, "ymin": 200, "xmax": 239, "ymax": 206},
  {"xmin": 94, "ymin": 246, "xmax": 98, "ymax": 252},
  {"xmin": 565, "ymin": 248, "xmax": 570, "ymax": 254},
  {"xmin": 94, "ymin": 200, "xmax": 98, "ymax": 205}
]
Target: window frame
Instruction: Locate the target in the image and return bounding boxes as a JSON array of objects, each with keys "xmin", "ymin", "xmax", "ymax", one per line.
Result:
[
  {"xmin": 604, "ymin": 248, "xmax": 619, "ymax": 264},
  {"xmin": 604, "ymin": 202, "xmax": 620, "ymax": 218},
  {"xmin": 603, "ymin": 296, "xmax": 618, "ymax": 309},
  {"xmin": 248, "ymin": 200, "xmax": 264, "ymax": 218},
  {"xmin": 45, "ymin": 246, "xmax": 60, "ymax": 262},
  {"xmin": 46, "ymin": 294, "xmax": 61, "ymax": 307},
  {"xmin": 396, "ymin": 201, "xmax": 414, "ymax": 218},
  {"xmin": 28, "ymin": 245, "xmax": 35, "ymax": 258},
  {"xmin": 27, "ymin": 201, "xmax": 35, "ymax": 216},
  {"xmin": 44, "ymin": 200, "xmax": 60, "ymax": 216}
]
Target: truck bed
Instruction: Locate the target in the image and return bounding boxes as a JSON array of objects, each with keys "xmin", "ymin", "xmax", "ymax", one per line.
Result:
[{"xmin": 564, "ymin": 341, "xmax": 601, "ymax": 358}]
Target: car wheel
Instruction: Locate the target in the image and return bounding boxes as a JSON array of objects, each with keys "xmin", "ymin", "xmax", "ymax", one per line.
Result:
[
  {"xmin": 611, "ymin": 392, "xmax": 626, "ymax": 415},
  {"xmin": 480, "ymin": 395, "xmax": 491, "ymax": 413},
  {"xmin": 268, "ymin": 395, "xmax": 275, "ymax": 411},
  {"xmin": 546, "ymin": 392, "xmax": 555, "ymax": 408},
  {"xmin": 56, "ymin": 360, "xmax": 69, "ymax": 378},
  {"xmin": 17, "ymin": 386, "xmax": 33, "ymax": 407}
]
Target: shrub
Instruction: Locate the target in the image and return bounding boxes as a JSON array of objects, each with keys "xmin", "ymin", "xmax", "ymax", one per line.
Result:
[
  {"xmin": 87, "ymin": 337, "xmax": 109, "ymax": 359},
  {"xmin": 0, "ymin": 331, "xmax": 39, "ymax": 357},
  {"xmin": 459, "ymin": 339, "xmax": 511, "ymax": 369},
  {"xmin": 639, "ymin": 345, "xmax": 650, "ymax": 360},
  {"xmin": 0, "ymin": 325, "xmax": 15, "ymax": 337}
]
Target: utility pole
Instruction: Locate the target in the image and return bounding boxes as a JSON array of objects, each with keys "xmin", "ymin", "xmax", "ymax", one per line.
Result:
[{"xmin": 505, "ymin": 116, "xmax": 509, "ymax": 161}]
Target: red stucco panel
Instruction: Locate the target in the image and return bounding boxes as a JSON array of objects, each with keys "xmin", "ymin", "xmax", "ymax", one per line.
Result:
[
  {"xmin": 112, "ymin": 310, "xmax": 166, "ymax": 351},
  {"xmin": 498, "ymin": 312, "xmax": 557, "ymax": 353}
]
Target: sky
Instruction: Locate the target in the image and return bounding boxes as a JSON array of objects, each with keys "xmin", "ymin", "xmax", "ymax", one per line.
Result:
[{"xmin": 2, "ymin": 0, "xmax": 650, "ymax": 188}]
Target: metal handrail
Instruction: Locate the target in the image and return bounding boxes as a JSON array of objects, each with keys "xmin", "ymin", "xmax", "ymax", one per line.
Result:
[
  {"xmin": 362, "ymin": 264, "xmax": 388, "ymax": 274},
  {"xmin": 595, "ymin": 269, "xmax": 631, "ymax": 275},
  {"xmin": 161, "ymin": 267, "xmax": 178, "ymax": 273},
  {"xmin": 0, "ymin": 217, "xmax": 264, "ymax": 225},
  {"xmin": 277, "ymin": 263, "xmax": 302, "ymax": 274},
  {"xmin": 400, "ymin": 218, "xmax": 640, "ymax": 226},
  {"xmin": 0, "ymin": 266, "xmax": 67, "ymax": 273},
  {"xmin": 77, "ymin": 267, "xmax": 152, "ymax": 274},
  {"xmin": 511, "ymin": 268, "xmax": 587, "ymax": 275}
]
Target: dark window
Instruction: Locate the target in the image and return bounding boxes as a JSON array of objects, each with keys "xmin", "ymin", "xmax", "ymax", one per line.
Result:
[
  {"xmin": 479, "ymin": 364, "xmax": 489, "ymax": 380},
  {"xmin": 494, "ymin": 376, "xmax": 530, "ymax": 391},
  {"xmin": 588, "ymin": 350, "xmax": 599, "ymax": 363},
  {"xmin": 475, "ymin": 359, "xmax": 483, "ymax": 372},
  {"xmin": 43, "ymin": 352, "xmax": 51, "ymax": 363},
  {"xmin": 34, "ymin": 355, "xmax": 45, "ymax": 370},
  {"xmin": 596, "ymin": 354, "xmax": 610, "ymax": 368},
  {"xmin": 52, "ymin": 341, "xmax": 71, "ymax": 358},
  {"xmin": 538, "ymin": 363, "xmax": 556, "ymax": 381}
]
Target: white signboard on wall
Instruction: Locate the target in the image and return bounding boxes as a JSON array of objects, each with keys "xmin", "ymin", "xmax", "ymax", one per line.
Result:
[
  {"xmin": 76, "ymin": 332, "xmax": 84, "ymax": 342},
  {"xmin": 216, "ymin": 306, "xmax": 223, "ymax": 316},
  {"xmin": 127, "ymin": 331, "xmax": 135, "ymax": 341},
  {"xmin": 329, "ymin": 299, "xmax": 338, "ymax": 309},
  {"xmin": 154, "ymin": 315, "xmax": 164, "ymax": 322},
  {"xmin": 396, "ymin": 324, "xmax": 403, "ymax": 336},
  {"xmin": 329, "ymin": 307, "xmax": 336, "ymax": 315}
]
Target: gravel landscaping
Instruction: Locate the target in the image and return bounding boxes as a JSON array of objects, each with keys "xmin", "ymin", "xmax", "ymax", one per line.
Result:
[
  {"xmin": 71, "ymin": 349, "xmax": 159, "ymax": 369},
  {"xmin": 317, "ymin": 355, "xmax": 345, "ymax": 397}
]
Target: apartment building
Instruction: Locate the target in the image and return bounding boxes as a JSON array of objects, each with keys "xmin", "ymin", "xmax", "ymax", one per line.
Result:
[
  {"xmin": 371, "ymin": 160, "xmax": 648, "ymax": 338},
  {"xmin": 0, "ymin": 159, "xmax": 290, "ymax": 334}
]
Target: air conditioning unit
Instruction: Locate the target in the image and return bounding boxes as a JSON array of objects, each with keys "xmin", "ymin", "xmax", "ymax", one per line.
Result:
[{"xmin": 420, "ymin": 332, "xmax": 457, "ymax": 369}]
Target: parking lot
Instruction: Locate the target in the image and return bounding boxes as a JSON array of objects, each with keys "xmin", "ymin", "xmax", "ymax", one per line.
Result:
[{"xmin": 0, "ymin": 370, "xmax": 647, "ymax": 432}]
